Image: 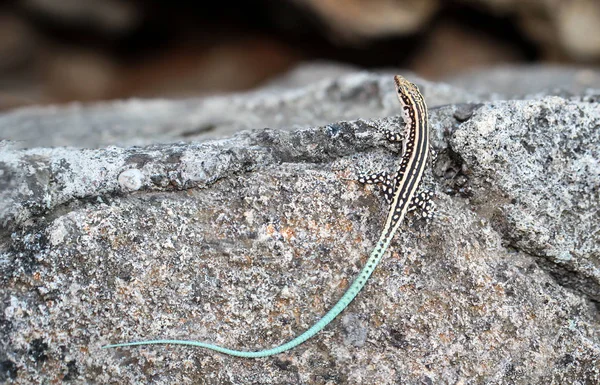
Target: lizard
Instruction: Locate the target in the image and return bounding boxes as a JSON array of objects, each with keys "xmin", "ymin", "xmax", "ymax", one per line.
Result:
[{"xmin": 103, "ymin": 75, "xmax": 433, "ymax": 358}]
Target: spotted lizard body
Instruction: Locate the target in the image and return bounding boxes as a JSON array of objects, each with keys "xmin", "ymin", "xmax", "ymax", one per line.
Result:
[{"xmin": 103, "ymin": 75, "xmax": 433, "ymax": 358}]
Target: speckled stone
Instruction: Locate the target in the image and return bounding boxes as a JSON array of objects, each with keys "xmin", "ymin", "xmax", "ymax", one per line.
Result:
[{"xmin": 1, "ymin": 68, "xmax": 599, "ymax": 384}]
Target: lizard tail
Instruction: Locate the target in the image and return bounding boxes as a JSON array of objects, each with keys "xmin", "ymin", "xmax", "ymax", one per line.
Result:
[{"xmin": 103, "ymin": 233, "xmax": 392, "ymax": 358}]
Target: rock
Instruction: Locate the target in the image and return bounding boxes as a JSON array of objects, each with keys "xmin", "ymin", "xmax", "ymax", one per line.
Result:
[
  {"xmin": 293, "ymin": 0, "xmax": 600, "ymax": 60},
  {"xmin": 0, "ymin": 72, "xmax": 477, "ymax": 149},
  {"xmin": 445, "ymin": 65, "xmax": 600, "ymax": 97},
  {"xmin": 447, "ymin": 96, "xmax": 600, "ymax": 302},
  {"xmin": 1, "ymin": 69, "xmax": 599, "ymax": 384},
  {"xmin": 293, "ymin": 0, "xmax": 439, "ymax": 39}
]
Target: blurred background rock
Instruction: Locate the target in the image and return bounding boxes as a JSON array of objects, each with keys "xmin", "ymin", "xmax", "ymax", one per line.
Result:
[{"xmin": 0, "ymin": 0, "xmax": 599, "ymax": 110}]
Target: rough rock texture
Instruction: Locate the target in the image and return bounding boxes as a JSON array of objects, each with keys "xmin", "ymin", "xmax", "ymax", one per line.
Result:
[
  {"xmin": 0, "ymin": 71, "xmax": 477, "ymax": 150},
  {"xmin": 1, "ymin": 67, "xmax": 599, "ymax": 384}
]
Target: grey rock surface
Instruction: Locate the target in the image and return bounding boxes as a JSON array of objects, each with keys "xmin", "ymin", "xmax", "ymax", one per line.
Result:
[
  {"xmin": 1, "ymin": 66, "xmax": 599, "ymax": 384},
  {"xmin": 445, "ymin": 65, "xmax": 600, "ymax": 98},
  {"xmin": 0, "ymin": 71, "xmax": 476, "ymax": 150}
]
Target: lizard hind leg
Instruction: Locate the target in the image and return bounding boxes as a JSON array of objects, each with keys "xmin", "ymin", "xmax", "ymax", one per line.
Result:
[
  {"xmin": 408, "ymin": 189, "xmax": 437, "ymax": 224},
  {"xmin": 358, "ymin": 171, "xmax": 396, "ymax": 205}
]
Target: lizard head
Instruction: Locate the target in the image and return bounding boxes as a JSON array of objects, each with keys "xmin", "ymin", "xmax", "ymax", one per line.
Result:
[{"xmin": 394, "ymin": 75, "xmax": 423, "ymax": 105}]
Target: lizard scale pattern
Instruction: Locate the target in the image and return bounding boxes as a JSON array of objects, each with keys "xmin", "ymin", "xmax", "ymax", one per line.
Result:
[{"xmin": 103, "ymin": 75, "xmax": 432, "ymax": 358}]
